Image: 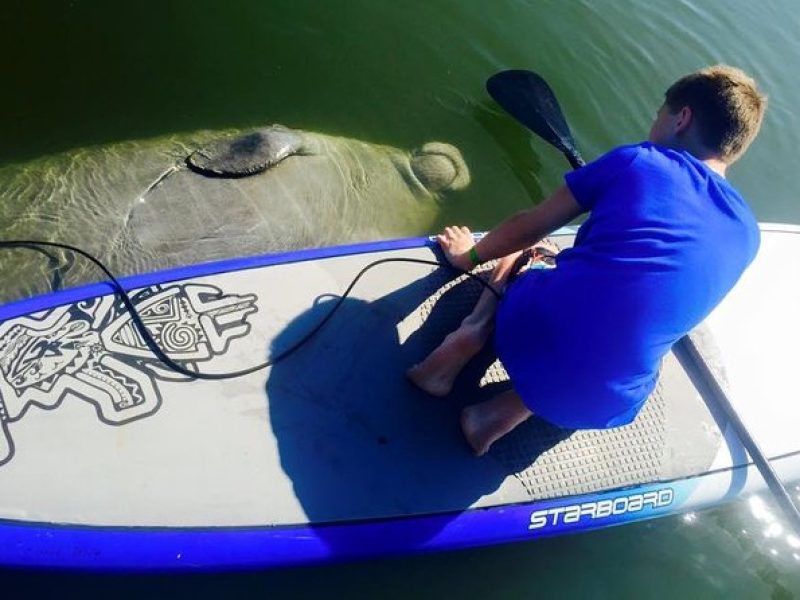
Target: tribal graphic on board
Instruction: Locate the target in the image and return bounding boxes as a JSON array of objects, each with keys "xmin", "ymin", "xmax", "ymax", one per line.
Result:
[{"xmin": 0, "ymin": 284, "xmax": 258, "ymax": 466}]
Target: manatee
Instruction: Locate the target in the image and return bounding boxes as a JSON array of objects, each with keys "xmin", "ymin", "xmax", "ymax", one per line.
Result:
[{"xmin": 0, "ymin": 125, "xmax": 469, "ymax": 302}]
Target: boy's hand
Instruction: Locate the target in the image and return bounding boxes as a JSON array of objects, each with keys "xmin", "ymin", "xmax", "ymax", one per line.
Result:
[{"xmin": 437, "ymin": 226, "xmax": 475, "ymax": 271}]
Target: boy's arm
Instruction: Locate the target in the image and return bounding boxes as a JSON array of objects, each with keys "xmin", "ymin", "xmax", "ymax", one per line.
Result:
[{"xmin": 455, "ymin": 185, "xmax": 583, "ymax": 268}]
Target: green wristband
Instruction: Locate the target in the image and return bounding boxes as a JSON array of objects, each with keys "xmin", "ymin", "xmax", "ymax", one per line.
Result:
[{"xmin": 468, "ymin": 246, "xmax": 482, "ymax": 267}]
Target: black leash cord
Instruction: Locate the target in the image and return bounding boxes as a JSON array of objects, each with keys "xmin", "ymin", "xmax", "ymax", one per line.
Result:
[{"xmin": 0, "ymin": 240, "xmax": 501, "ymax": 380}]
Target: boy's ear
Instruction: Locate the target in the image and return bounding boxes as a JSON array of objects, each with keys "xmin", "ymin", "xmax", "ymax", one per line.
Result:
[{"xmin": 674, "ymin": 106, "xmax": 693, "ymax": 134}]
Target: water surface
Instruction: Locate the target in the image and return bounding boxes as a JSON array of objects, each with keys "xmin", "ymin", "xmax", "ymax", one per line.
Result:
[{"xmin": 2, "ymin": 0, "xmax": 799, "ymax": 596}]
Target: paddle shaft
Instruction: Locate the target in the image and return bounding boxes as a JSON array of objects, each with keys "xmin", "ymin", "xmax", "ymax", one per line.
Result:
[
  {"xmin": 488, "ymin": 69, "xmax": 800, "ymax": 529},
  {"xmin": 676, "ymin": 335, "xmax": 800, "ymax": 531}
]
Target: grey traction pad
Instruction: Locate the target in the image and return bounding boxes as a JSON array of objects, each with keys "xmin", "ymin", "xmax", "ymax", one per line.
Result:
[{"xmin": 409, "ymin": 241, "xmax": 722, "ymax": 501}]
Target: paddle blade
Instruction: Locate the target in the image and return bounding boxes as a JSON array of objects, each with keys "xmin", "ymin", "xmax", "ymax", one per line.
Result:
[{"xmin": 487, "ymin": 70, "xmax": 585, "ymax": 169}]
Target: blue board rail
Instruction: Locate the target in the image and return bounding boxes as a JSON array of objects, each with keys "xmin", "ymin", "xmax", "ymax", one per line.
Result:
[{"xmin": 1, "ymin": 478, "xmax": 699, "ymax": 571}]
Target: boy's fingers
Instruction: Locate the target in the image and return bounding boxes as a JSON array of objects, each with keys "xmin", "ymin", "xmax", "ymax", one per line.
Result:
[{"xmin": 441, "ymin": 225, "xmax": 473, "ymax": 245}]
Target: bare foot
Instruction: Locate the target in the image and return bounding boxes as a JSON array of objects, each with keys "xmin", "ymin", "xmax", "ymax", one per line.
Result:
[
  {"xmin": 460, "ymin": 404, "xmax": 495, "ymax": 456},
  {"xmin": 406, "ymin": 323, "xmax": 486, "ymax": 397},
  {"xmin": 460, "ymin": 392, "xmax": 533, "ymax": 456},
  {"xmin": 437, "ymin": 226, "xmax": 475, "ymax": 271}
]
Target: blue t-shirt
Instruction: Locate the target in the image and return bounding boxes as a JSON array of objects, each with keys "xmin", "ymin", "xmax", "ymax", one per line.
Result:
[{"xmin": 494, "ymin": 142, "xmax": 760, "ymax": 429}]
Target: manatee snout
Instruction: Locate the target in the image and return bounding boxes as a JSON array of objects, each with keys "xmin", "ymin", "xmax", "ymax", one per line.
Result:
[{"xmin": 409, "ymin": 143, "xmax": 470, "ymax": 193}]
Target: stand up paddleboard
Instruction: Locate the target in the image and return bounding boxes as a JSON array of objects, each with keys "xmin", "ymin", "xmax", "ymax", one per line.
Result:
[{"xmin": 0, "ymin": 223, "xmax": 798, "ymax": 570}]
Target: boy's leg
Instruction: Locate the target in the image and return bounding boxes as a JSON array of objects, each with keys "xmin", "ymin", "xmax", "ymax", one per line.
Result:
[
  {"xmin": 461, "ymin": 389, "xmax": 532, "ymax": 456},
  {"xmin": 406, "ymin": 250, "xmax": 526, "ymax": 397}
]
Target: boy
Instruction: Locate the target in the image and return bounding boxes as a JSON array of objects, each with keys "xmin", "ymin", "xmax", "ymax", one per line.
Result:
[{"xmin": 407, "ymin": 65, "xmax": 767, "ymax": 456}]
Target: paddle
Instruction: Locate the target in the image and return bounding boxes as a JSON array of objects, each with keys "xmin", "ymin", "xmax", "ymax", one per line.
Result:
[
  {"xmin": 486, "ymin": 70, "xmax": 585, "ymax": 170},
  {"xmin": 486, "ymin": 68, "xmax": 800, "ymax": 533}
]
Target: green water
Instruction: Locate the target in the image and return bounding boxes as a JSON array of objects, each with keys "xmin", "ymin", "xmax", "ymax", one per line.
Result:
[{"xmin": 2, "ymin": 0, "xmax": 800, "ymax": 596}]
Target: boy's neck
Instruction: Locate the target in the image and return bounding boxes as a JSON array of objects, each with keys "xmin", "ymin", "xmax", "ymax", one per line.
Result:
[
  {"xmin": 675, "ymin": 128, "xmax": 728, "ymax": 177},
  {"xmin": 669, "ymin": 136, "xmax": 729, "ymax": 178},
  {"xmin": 703, "ymin": 157, "xmax": 728, "ymax": 178}
]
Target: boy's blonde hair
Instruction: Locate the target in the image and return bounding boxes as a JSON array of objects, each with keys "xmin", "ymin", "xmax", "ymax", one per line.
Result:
[{"xmin": 664, "ymin": 65, "xmax": 767, "ymax": 163}]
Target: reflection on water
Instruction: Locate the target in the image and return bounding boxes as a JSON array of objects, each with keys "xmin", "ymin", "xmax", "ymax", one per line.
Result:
[
  {"xmin": 670, "ymin": 487, "xmax": 800, "ymax": 595},
  {"xmin": 744, "ymin": 491, "xmax": 800, "ymax": 563},
  {"xmin": 682, "ymin": 486, "xmax": 800, "ymax": 566}
]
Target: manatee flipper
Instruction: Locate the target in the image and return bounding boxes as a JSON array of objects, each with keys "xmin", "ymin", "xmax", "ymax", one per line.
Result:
[{"xmin": 187, "ymin": 127, "xmax": 303, "ymax": 177}]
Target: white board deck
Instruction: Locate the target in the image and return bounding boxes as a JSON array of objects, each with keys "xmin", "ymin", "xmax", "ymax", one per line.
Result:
[{"xmin": 0, "ymin": 225, "xmax": 798, "ymax": 570}]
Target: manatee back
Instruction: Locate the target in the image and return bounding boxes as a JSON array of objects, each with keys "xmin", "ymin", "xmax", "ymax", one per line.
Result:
[
  {"xmin": 186, "ymin": 127, "xmax": 303, "ymax": 177},
  {"xmin": 0, "ymin": 127, "xmax": 470, "ymax": 303},
  {"xmin": 0, "ymin": 133, "xmax": 221, "ymax": 301}
]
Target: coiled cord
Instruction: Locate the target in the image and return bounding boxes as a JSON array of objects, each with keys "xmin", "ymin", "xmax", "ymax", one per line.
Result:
[{"xmin": 0, "ymin": 240, "xmax": 501, "ymax": 380}]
